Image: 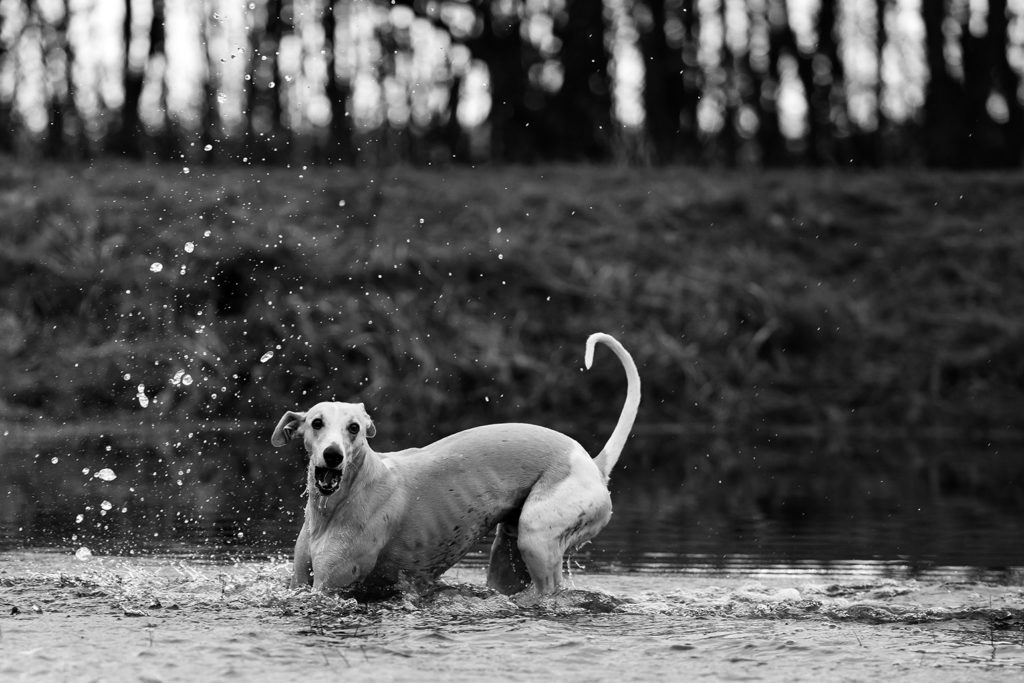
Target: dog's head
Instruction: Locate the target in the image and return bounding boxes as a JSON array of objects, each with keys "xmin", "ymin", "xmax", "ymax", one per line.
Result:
[{"xmin": 271, "ymin": 401, "xmax": 377, "ymax": 496}]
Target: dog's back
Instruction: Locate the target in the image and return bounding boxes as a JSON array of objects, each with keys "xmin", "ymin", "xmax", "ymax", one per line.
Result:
[{"xmin": 369, "ymin": 424, "xmax": 590, "ymax": 582}]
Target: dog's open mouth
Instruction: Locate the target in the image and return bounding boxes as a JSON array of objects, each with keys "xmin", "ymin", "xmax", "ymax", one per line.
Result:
[{"xmin": 314, "ymin": 466, "xmax": 342, "ymax": 496}]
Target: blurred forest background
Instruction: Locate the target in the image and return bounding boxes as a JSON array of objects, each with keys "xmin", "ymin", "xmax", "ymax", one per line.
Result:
[
  {"xmin": 1, "ymin": 0, "xmax": 1023, "ymax": 168},
  {"xmin": 2, "ymin": 0, "xmax": 1024, "ymax": 451}
]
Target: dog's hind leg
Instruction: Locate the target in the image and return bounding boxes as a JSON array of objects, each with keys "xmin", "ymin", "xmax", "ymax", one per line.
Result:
[
  {"xmin": 486, "ymin": 523, "xmax": 532, "ymax": 595},
  {"xmin": 515, "ymin": 452, "xmax": 613, "ymax": 594}
]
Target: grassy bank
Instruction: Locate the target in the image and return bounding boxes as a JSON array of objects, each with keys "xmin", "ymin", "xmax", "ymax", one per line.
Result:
[{"xmin": 1, "ymin": 160, "xmax": 1022, "ymax": 447}]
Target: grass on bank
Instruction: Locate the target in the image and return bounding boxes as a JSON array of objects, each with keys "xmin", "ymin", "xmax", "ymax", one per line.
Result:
[{"xmin": 1, "ymin": 160, "xmax": 1022, "ymax": 450}]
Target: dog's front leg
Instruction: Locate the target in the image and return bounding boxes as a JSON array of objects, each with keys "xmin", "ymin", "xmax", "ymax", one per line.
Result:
[
  {"xmin": 311, "ymin": 532, "xmax": 387, "ymax": 593},
  {"xmin": 291, "ymin": 521, "xmax": 313, "ymax": 588}
]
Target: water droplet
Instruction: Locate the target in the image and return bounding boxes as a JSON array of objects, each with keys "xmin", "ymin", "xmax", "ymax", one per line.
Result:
[
  {"xmin": 260, "ymin": 351, "xmax": 275, "ymax": 363},
  {"xmin": 94, "ymin": 468, "xmax": 117, "ymax": 482},
  {"xmin": 75, "ymin": 547, "xmax": 92, "ymax": 561},
  {"xmin": 338, "ymin": 199, "xmax": 346, "ymax": 207},
  {"xmin": 184, "ymin": 241, "xmax": 195, "ymax": 253},
  {"xmin": 82, "ymin": 467, "xmax": 90, "ymax": 475},
  {"xmin": 138, "ymin": 393, "xmax": 149, "ymax": 408},
  {"xmin": 150, "ymin": 262, "xmax": 163, "ymax": 273},
  {"xmin": 182, "ymin": 167, "xmax": 190, "ymax": 174},
  {"xmin": 51, "ymin": 456, "xmax": 59, "ymax": 464},
  {"xmin": 123, "ymin": 373, "xmax": 131, "ymax": 381},
  {"xmin": 100, "ymin": 500, "xmax": 113, "ymax": 511},
  {"xmin": 75, "ymin": 514, "xmax": 84, "ymax": 524},
  {"xmin": 181, "ymin": 374, "xmax": 194, "ymax": 386},
  {"xmin": 204, "ymin": 144, "xmax": 213, "ymax": 152}
]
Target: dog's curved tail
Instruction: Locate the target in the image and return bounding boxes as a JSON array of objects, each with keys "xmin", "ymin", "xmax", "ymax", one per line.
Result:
[{"xmin": 585, "ymin": 332, "xmax": 640, "ymax": 480}]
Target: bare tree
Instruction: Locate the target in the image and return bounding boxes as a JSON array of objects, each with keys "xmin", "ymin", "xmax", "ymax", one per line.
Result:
[
  {"xmin": 922, "ymin": 0, "xmax": 964, "ymax": 166},
  {"xmin": 0, "ymin": 7, "xmax": 9, "ymax": 153},
  {"xmin": 44, "ymin": 0, "xmax": 79, "ymax": 158},
  {"xmin": 635, "ymin": 0, "xmax": 701, "ymax": 164},
  {"xmin": 322, "ymin": 0, "xmax": 355, "ymax": 164},
  {"xmin": 111, "ymin": 0, "xmax": 143, "ymax": 157},
  {"xmin": 552, "ymin": 0, "xmax": 613, "ymax": 160}
]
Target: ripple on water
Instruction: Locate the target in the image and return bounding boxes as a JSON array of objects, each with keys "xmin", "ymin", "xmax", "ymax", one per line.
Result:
[{"xmin": 1, "ymin": 554, "xmax": 1023, "ymax": 681}]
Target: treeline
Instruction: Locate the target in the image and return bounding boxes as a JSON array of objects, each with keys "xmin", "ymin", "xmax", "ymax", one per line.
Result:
[{"xmin": 1, "ymin": 0, "xmax": 1022, "ymax": 168}]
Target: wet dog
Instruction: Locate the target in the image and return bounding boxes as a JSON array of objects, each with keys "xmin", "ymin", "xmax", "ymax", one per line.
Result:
[{"xmin": 271, "ymin": 333, "xmax": 640, "ymax": 596}]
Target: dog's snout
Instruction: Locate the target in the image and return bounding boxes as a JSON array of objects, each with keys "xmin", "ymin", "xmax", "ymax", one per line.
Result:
[{"xmin": 322, "ymin": 445, "xmax": 344, "ymax": 468}]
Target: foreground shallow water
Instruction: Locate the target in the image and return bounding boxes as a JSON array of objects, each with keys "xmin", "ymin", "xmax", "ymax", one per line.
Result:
[
  {"xmin": 2, "ymin": 552, "xmax": 1023, "ymax": 682},
  {"xmin": 3, "ymin": 432, "xmax": 1022, "ymax": 679}
]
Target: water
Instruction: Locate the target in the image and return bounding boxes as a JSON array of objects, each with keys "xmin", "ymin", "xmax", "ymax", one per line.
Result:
[{"xmin": 2, "ymin": 431, "xmax": 1023, "ymax": 680}]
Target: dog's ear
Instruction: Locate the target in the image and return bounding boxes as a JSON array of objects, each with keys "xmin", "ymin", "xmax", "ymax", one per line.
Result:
[
  {"xmin": 271, "ymin": 410, "xmax": 306, "ymax": 447},
  {"xmin": 358, "ymin": 402, "xmax": 376, "ymax": 439}
]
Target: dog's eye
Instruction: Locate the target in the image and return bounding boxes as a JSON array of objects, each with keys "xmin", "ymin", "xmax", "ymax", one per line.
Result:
[
  {"xmin": 347, "ymin": 423, "xmax": 360, "ymax": 435},
  {"xmin": 311, "ymin": 418, "xmax": 324, "ymax": 430}
]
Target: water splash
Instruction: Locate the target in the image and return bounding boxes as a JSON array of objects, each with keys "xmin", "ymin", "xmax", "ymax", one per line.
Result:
[
  {"xmin": 93, "ymin": 468, "xmax": 117, "ymax": 482},
  {"xmin": 3, "ymin": 557, "xmax": 1022, "ymax": 681}
]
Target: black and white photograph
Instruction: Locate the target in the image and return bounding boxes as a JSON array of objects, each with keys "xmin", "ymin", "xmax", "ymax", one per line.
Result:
[{"xmin": 1, "ymin": 0, "xmax": 1023, "ymax": 680}]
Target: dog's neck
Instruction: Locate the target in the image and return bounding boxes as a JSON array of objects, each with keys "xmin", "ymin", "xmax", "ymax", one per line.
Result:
[{"xmin": 305, "ymin": 445, "xmax": 392, "ymax": 530}]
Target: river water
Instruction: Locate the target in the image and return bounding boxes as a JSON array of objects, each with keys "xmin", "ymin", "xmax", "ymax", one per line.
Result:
[{"xmin": 2, "ymin": 430, "xmax": 1022, "ymax": 680}]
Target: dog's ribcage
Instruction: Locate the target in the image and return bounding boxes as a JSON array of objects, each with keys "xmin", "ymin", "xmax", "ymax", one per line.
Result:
[{"xmin": 371, "ymin": 424, "xmax": 580, "ymax": 578}]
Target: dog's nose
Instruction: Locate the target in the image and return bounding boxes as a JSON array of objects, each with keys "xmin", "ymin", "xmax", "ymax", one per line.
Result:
[{"xmin": 322, "ymin": 445, "xmax": 344, "ymax": 468}]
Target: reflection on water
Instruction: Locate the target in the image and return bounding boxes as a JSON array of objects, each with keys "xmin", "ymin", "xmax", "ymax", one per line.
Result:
[{"xmin": 2, "ymin": 430, "xmax": 1021, "ymax": 582}]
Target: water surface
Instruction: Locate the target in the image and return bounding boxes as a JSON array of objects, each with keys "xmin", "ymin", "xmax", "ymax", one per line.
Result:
[
  {"xmin": 2, "ymin": 431, "xmax": 1022, "ymax": 680},
  {"xmin": 3, "ymin": 554, "xmax": 1023, "ymax": 682}
]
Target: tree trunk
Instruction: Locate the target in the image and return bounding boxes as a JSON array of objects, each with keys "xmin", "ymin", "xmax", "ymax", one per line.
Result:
[
  {"xmin": 472, "ymin": 2, "xmax": 534, "ymax": 162},
  {"xmin": 553, "ymin": 0, "xmax": 613, "ymax": 160},
  {"xmin": 44, "ymin": 1, "xmax": 75, "ymax": 158},
  {"xmin": 757, "ymin": 0, "xmax": 787, "ymax": 166},
  {"xmin": 267, "ymin": 0, "xmax": 290, "ymax": 160},
  {"xmin": 149, "ymin": 0, "xmax": 175, "ymax": 159},
  {"xmin": 811, "ymin": 0, "xmax": 845, "ymax": 164},
  {"xmin": 0, "ymin": 9, "xmax": 9, "ymax": 152},
  {"xmin": 636, "ymin": 0, "xmax": 679, "ymax": 164},
  {"xmin": 200, "ymin": 7, "xmax": 218, "ymax": 163},
  {"xmin": 112, "ymin": 0, "xmax": 144, "ymax": 157},
  {"xmin": 981, "ymin": 0, "xmax": 1022, "ymax": 166},
  {"xmin": 245, "ymin": 0, "xmax": 292, "ymax": 163},
  {"xmin": 922, "ymin": 0, "xmax": 965, "ymax": 167},
  {"xmin": 322, "ymin": 0, "xmax": 355, "ymax": 165},
  {"xmin": 871, "ymin": 0, "xmax": 889, "ymax": 165}
]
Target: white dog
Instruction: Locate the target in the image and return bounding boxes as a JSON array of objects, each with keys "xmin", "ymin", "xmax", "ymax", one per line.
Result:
[{"xmin": 271, "ymin": 332, "xmax": 640, "ymax": 596}]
